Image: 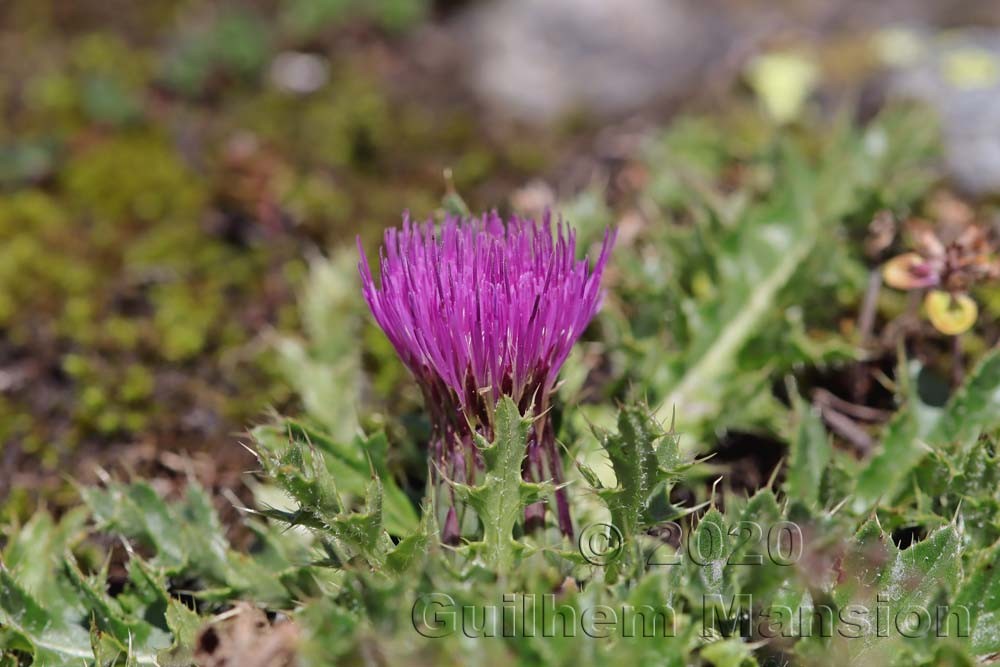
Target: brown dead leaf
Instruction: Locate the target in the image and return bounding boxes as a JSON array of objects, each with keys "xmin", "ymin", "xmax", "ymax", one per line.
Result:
[{"xmin": 195, "ymin": 602, "xmax": 298, "ymax": 667}]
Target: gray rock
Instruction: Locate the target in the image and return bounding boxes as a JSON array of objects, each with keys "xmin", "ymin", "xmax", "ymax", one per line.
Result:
[
  {"xmin": 456, "ymin": 0, "xmax": 722, "ymax": 121},
  {"xmin": 888, "ymin": 28, "xmax": 1000, "ymax": 195}
]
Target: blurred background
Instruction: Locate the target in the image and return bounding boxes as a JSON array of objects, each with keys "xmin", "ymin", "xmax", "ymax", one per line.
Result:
[{"xmin": 3, "ymin": 0, "xmax": 1000, "ymax": 519}]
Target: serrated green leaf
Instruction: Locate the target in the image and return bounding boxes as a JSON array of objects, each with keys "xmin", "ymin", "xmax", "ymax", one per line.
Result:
[
  {"xmin": 2, "ymin": 509, "xmax": 87, "ymax": 593},
  {"xmin": 593, "ymin": 403, "xmax": 690, "ymax": 543},
  {"xmin": 82, "ymin": 482, "xmax": 187, "ymax": 569},
  {"xmin": 90, "ymin": 623, "xmax": 128, "ymax": 667},
  {"xmin": 834, "ymin": 524, "xmax": 962, "ymax": 660},
  {"xmin": 63, "ymin": 555, "xmax": 171, "ymax": 658},
  {"xmin": 453, "ymin": 396, "xmax": 532, "ymax": 570},
  {"xmin": 164, "ymin": 599, "xmax": 202, "ymax": 648},
  {"xmin": 0, "ymin": 566, "xmax": 55, "ymax": 638},
  {"xmin": 880, "ymin": 525, "xmax": 961, "ymax": 618},
  {"xmin": 701, "ymin": 638, "xmax": 758, "ymax": 667},
  {"xmin": 327, "ymin": 477, "xmax": 390, "ymax": 568},
  {"xmin": 931, "ymin": 351, "xmax": 1000, "ymax": 451},
  {"xmin": 688, "ymin": 509, "xmax": 731, "ymax": 598},
  {"xmin": 855, "ymin": 350, "xmax": 1000, "ymax": 512},
  {"xmin": 786, "ymin": 393, "xmax": 831, "ymax": 508},
  {"xmin": 255, "ymin": 420, "xmax": 418, "ymax": 535},
  {"xmin": 253, "ymin": 420, "xmax": 419, "ymax": 535},
  {"xmin": 953, "ymin": 541, "xmax": 1000, "ymax": 653},
  {"xmin": 732, "ymin": 490, "xmax": 787, "ymax": 598},
  {"xmin": 384, "ymin": 532, "xmax": 428, "ymax": 575},
  {"xmin": 852, "ymin": 405, "xmax": 925, "ymax": 513},
  {"xmin": 83, "ymin": 481, "xmax": 295, "ymax": 606},
  {"xmin": 0, "ymin": 565, "xmax": 121, "ymax": 666}
]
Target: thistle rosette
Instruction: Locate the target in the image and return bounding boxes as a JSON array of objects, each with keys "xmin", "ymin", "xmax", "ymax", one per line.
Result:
[{"xmin": 358, "ymin": 212, "xmax": 614, "ymax": 537}]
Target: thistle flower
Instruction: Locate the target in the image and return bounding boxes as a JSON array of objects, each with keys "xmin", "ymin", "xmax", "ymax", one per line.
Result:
[{"xmin": 358, "ymin": 212, "xmax": 615, "ymax": 537}]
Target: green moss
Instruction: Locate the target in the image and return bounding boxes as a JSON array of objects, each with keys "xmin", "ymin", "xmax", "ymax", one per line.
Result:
[
  {"xmin": 151, "ymin": 282, "xmax": 219, "ymax": 361},
  {"xmin": 0, "ymin": 191, "xmax": 77, "ymax": 330},
  {"xmin": 280, "ymin": 0, "xmax": 429, "ymax": 37},
  {"xmin": 62, "ymin": 134, "xmax": 205, "ymax": 226},
  {"xmin": 119, "ymin": 365, "xmax": 155, "ymax": 403},
  {"xmin": 102, "ymin": 316, "xmax": 142, "ymax": 351},
  {"xmin": 161, "ymin": 9, "xmax": 271, "ymax": 97},
  {"xmin": 278, "ymin": 173, "xmax": 352, "ymax": 234},
  {"xmin": 62, "ymin": 356, "xmax": 158, "ymax": 436},
  {"xmin": 0, "ymin": 130, "xmax": 288, "ymax": 455},
  {"xmin": 20, "ymin": 33, "xmax": 150, "ymax": 131}
]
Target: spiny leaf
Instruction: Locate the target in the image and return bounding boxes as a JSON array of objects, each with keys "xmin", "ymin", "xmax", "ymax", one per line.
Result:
[
  {"xmin": 256, "ymin": 430, "xmax": 345, "ymax": 521},
  {"xmin": 452, "ymin": 396, "xmax": 533, "ymax": 571},
  {"xmin": 854, "ymin": 350, "xmax": 1000, "ymax": 512},
  {"xmin": 833, "ymin": 523, "xmax": 962, "ymax": 660},
  {"xmin": 164, "ymin": 599, "xmax": 203, "ymax": 648},
  {"xmin": 953, "ymin": 540, "xmax": 1000, "ymax": 653},
  {"xmin": 261, "ymin": 474, "xmax": 391, "ymax": 570},
  {"xmin": 83, "ymin": 481, "xmax": 296, "ymax": 605},
  {"xmin": 384, "ymin": 533, "xmax": 428, "ymax": 575},
  {"xmin": 63, "ymin": 555, "xmax": 141, "ymax": 647},
  {"xmin": 879, "ymin": 525, "xmax": 962, "ymax": 619},
  {"xmin": 700, "ymin": 638, "xmax": 758, "ymax": 667},
  {"xmin": 731, "ymin": 490, "xmax": 787, "ymax": 598},
  {"xmin": 1, "ymin": 508, "xmax": 88, "ymax": 613},
  {"xmin": 590, "ymin": 403, "xmax": 691, "ymax": 543},
  {"xmin": 930, "ymin": 351, "xmax": 1000, "ymax": 451},
  {"xmin": 82, "ymin": 481, "xmax": 188, "ymax": 569},
  {"xmin": 326, "ymin": 477, "xmax": 391, "ymax": 568},
  {"xmin": 785, "ymin": 392, "xmax": 831, "ymax": 509},
  {"xmin": 254, "ymin": 420, "xmax": 418, "ymax": 535},
  {"xmin": 383, "ymin": 492, "xmax": 439, "ymax": 575},
  {"xmin": 0, "ymin": 565, "xmax": 139, "ymax": 666},
  {"xmin": 687, "ymin": 509, "xmax": 732, "ymax": 599},
  {"xmin": 852, "ymin": 403, "xmax": 925, "ymax": 513},
  {"xmin": 0, "ymin": 566, "xmax": 53, "ymax": 638},
  {"xmin": 63, "ymin": 554, "xmax": 172, "ymax": 658}
]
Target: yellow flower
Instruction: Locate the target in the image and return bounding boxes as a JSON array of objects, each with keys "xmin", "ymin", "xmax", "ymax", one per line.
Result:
[
  {"xmin": 745, "ymin": 52, "xmax": 818, "ymax": 124},
  {"xmin": 942, "ymin": 47, "xmax": 1000, "ymax": 90},
  {"xmin": 924, "ymin": 290, "xmax": 977, "ymax": 335}
]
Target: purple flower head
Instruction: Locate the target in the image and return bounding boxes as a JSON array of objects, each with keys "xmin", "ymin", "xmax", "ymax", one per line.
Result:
[{"xmin": 358, "ymin": 211, "xmax": 615, "ymax": 536}]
